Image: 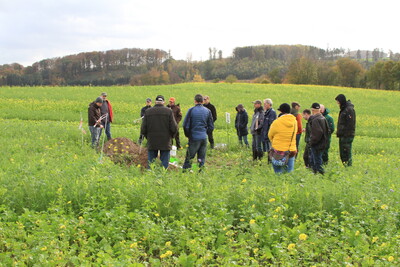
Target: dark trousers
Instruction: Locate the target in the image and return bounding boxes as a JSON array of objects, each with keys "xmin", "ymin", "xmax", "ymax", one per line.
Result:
[
  {"xmin": 262, "ymin": 139, "xmax": 271, "ymax": 152},
  {"xmin": 322, "ymin": 139, "xmax": 331, "ymax": 164},
  {"xmin": 339, "ymin": 137, "xmax": 354, "ymax": 166},
  {"xmin": 101, "ymin": 122, "xmax": 112, "ymax": 140},
  {"xmin": 295, "ymin": 134, "xmax": 301, "ymax": 157},
  {"xmin": 310, "ymin": 146, "xmax": 324, "ymax": 174},
  {"xmin": 172, "ymin": 128, "xmax": 181, "ymax": 148},
  {"xmin": 303, "ymin": 143, "xmax": 310, "ymax": 168},
  {"xmin": 183, "ymin": 139, "xmax": 207, "ymax": 169},
  {"xmin": 207, "ymin": 131, "xmax": 214, "ymax": 148},
  {"xmin": 238, "ymin": 135, "xmax": 249, "ymax": 146},
  {"xmin": 148, "ymin": 150, "xmax": 170, "ymax": 169},
  {"xmin": 252, "ymin": 134, "xmax": 263, "ymax": 160}
]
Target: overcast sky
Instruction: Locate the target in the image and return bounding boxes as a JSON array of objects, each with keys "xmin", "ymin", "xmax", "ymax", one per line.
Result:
[{"xmin": 0, "ymin": 0, "xmax": 398, "ymax": 66}]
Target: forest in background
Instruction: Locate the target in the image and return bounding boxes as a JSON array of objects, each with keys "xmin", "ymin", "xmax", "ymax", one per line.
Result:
[{"xmin": 1, "ymin": 45, "xmax": 400, "ymax": 90}]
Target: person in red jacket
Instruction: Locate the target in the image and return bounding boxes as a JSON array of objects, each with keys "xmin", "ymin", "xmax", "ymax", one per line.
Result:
[
  {"xmin": 100, "ymin": 92, "xmax": 114, "ymax": 140},
  {"xmin": 291, "ymin": 102, "xmax": 303, "ymax": 157}
]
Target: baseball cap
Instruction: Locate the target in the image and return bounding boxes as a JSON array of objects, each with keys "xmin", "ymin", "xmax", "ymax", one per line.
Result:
[
  {"xmin": 101, "ymin": 92, "xmax": 107, "ymax": 96},
  {"xmin": 311, "ymin": 103, "xmax": 320, "ymax": 109},
  {"xmin": 278, "ymin": 103, "xmax": 291, "ymax": 114},
  {"xmin": 146, "ymin": 98, "xmax": 152, "ymax": 102},
  {"xmin": 155, "ymin": 95, "xmax": 165, "ymax": 101},
  {"xmin": 252, "ymin": 100, "xmax": 262, "ymax": 105},
  {"xmin": 169, "ymin": 97, "xmax": 175, "ymax": 102},
  {"xmin": 95, "ymin": 97, "xmax": 103, "ymax": 103}
]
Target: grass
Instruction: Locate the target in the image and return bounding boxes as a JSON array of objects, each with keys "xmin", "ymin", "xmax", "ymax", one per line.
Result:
[{"xmin": 0, "ymin": 83, "xmax": 399, "ymax": 265}]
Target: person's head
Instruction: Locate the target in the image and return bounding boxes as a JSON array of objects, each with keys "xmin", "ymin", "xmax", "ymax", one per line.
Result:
[
  {"xmin": 320, "ymin": 104, "xmax": 326, "ymax": 114},
  {"xmin": 264, "ymin": 98, "xmax": 273, "ymax": 110},
  {"xmin": 302, "ymin": 109, "xmax": 311, "ymax": 120},
  {"xmin": 194, "ymin": 94, "xmax": 203, "ymax": 104},
  {"xmin": 291, "ymin": 102, "xmax": 300, "ymax": 111},
  {"xmin": 146, "ymin": 98, "xmax": 152, "ymax": 105},
  {"xmin": 311, "ymin": 103, "xmax": 321, "ymax": 115},
  {"xmin": 101, "ymin": 92, "xmax": 107, "ymax": 100},
  {"xmin": 169, "ymin": 97, "xmax": 176, "ymax": 106},
  {"xmin": 236, "ymin": 104, "xmax": 244, "ymax": 112},
  {"xmin": 335, "ymin": 94, "xmax": 346, "ymax": 107},
  {"xmin": 203, "ymin": 95, "xmax": 210, "ymax": 104},
  {"xmin": 278, "ymin": 103, "xmax": 291, "ymax": 114},
  {"xmin": 95, "ymin": 97, "xmax": 103, "ymax": 107},
  {"xmin": 252, "ymin": 100, "xmax": 262, "ymax": 109},
  {"xmin": 155, "ymin": 95, "xmax": 165, "ymax": 105}
]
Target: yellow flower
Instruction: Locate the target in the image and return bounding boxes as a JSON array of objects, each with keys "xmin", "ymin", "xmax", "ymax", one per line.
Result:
[
  {"xmin": 355, "ymin": 231, "xmax": 360, "ymax": 236},
  {"xmin": 275, "ymin": 207, "xmax": 281, "ymax": 212},
  {"xmin": 293, "ymin": 214, "xmax": 299, "ymax": 220},
  {"xmin": 73, "ymin": 154, "xmax": 78, "ymax": 159},
  {"xmin": 253, "ymin": 248, "xmax": 259, "ymax": 254},
  {"xmin": 372, "ymin": 236, "xmax": 379, "ymax": 243},
  {"xmin": 59, "ymin": 225, "xmax": 66, "ymax": 229},
  {"xmin": 160, "ymin": 250, "xmax": 173, "ymax": 259},
  {"xmin": 287, "ymin": 243, "xmax": 296, "ymax": 250},
  {"xmin": 165, "ymin": 241, "xmax": 171, "ymax": 247},
  {"xmin": 155, "ymin": 213, "xmax": 160, "ymax": 217},
  {"xmin": 67, "ymin": 201, "xmax": 71, "ymax": 204},
  {"xmin": 241, "ymin": 178, "xmax": 247, "ymax": 183},
  {"xmin": 189, "ymin": 239, "xmax": 196, "ymax": 244},
  {"xmin": 41, "ymin": 246, "xmax": 47, "ymax": 251},
  {"xmin": 388, "ymin": 256, "xmax": 394, "ymax": 262},
  {"xmin": 130, "ymin": 242, "xmax": 138, "ymax": 248},
  {"xmin": 252, "ymin": 204, "xmax": 256, "ymax": 208},
  {"xmin": 249, "ymin": 219, "xmax": 256, "ymax": 225},
  {"xmin": 269, "ymin": 198, "xmax": 275, "ymax": 203},
  {"xmin": 137, "ymin": 164, "xmax": 141, "ymax": 168},
  {"xmin": 381, "ymin": 204, "xmax": 388, "ymax": 210},
  {"xmin": 299, "ymin": 233, "xmax": 308, "ymax": 241}
]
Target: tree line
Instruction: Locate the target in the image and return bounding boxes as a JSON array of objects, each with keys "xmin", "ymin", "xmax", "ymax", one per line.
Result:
[{"xmin": 1, "ymin": 45, "xmax": 400, "ymax": 90}]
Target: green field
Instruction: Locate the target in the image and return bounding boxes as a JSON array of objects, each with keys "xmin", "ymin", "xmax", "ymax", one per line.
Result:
[{"xmin": 1, "ymin": 83, "xmax": 400, "ymax": 266}]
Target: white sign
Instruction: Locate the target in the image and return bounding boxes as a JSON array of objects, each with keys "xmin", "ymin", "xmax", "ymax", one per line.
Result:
[{"xmin": 225, "ymin": 112, "xmax": 231, "ymax": 124}]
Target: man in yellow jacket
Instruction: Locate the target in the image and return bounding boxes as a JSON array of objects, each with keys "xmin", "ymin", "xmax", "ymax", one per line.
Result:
[{"xmin": 268, "ymin": 103, "xmax": 298, "ymax": 174}]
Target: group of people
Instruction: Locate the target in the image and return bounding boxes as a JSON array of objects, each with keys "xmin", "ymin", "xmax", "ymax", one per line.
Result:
[
  {"xmin": 88, "ymin": 92, "xmax": 356, "ymax": 173},
  {"xmin": 234, "ymin": 94, "xmax": 356, "ymax": 174}
]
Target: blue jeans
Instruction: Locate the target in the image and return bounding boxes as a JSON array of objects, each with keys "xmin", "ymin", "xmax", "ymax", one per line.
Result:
[
  {"xmin": 89, "ymin": 126, "xmax": 101, "ymax": 148},
  {"xmin": 101, "ymin": 122, "xmax": 112, "ymax": 140},
  {"xmin": 148, "ymin": 150, "xmax": 170, "ymax": 169},
  {"xmin": 238, "ymin": 135, "xmax": 249, "ymax": 146},
  {"xmin": 252, "ymin": 134, "xmax": 263, "ymax": 153},
  {"xmin": 309, "ymin": 146, "xmax": 324, "ymax": 174},
  {"xmin": 272, "ymin": 156, "xmax": 295, "ymax": 174},
  {"xmin": 183, "ymin": 139, "xmax": 207, "ymax": 169}
]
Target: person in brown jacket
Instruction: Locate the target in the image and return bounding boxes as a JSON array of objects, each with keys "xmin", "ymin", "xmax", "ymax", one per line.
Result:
[
  {"xmin": 88, "ymin": 97, "xmax": 104, "ymax": 148},
  {"xmin": 141, "ymin": 95, "xmax": 178, "ymax": 169},
  {"xmin": 167, "ymin": 97, "xmax": 183, "ymax": 149}
]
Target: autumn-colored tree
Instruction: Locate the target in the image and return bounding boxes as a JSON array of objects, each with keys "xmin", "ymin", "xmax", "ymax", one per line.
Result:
[{"xmin": 192, "ymin": 73, "xmax": 205, "ymax": 83}]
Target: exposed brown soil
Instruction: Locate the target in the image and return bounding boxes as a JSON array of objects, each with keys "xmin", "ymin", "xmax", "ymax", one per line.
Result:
[{"xmin": 103, "ymin": 137, "xmax": 148, "ymax": 168}]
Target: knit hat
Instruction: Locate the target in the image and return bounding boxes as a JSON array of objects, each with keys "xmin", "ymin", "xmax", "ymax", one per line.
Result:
[
  {"xmin": 335, "ymin": 94, "xmax": 347, "ymax": 106},
  {"xmin": 95, "ymin": 97, "xmax": 103, "ymax": 103},
  {"xmin": 236, "ymin": 104, "xmax": 244, "ymax": 111},
  {"xmin": 278, "ymin": 103, "xmax": 291, "ymax": 114}
]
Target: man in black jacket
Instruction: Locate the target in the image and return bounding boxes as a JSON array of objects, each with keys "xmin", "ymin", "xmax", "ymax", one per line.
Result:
[
  {"xmin": 335, "ymin": 94, "xmax": 356, "ymax": 166},
  {"xmin": 203, "ymin": 95, "xmax": 217, "ymax": 149},
  {"xmin": 88, "ymin": 97, "xmax": 104, "ymax": 148},
  {"xmin": 235, "ymin": 104, "xmax": 249, "ymax": 146},
  {"xmin": 141, "ymin": 95, "xmax": 177, "ymax": 169},
  {"xmin": 309, "ymin": 103, "xmax": 329, "ymax": 174}
]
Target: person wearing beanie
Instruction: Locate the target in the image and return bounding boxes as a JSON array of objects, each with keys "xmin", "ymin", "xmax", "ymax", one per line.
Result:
[
  {"xmin": 335, "ymin": 94, "xmax": 356, "ymax": 166},
  {"xmin": 268, "ymin": 103, "xmax": 298, "ymax": 174},
  {"xmin": 320, "ymin": 104, "xmax": 335, "ymax": 164},
  {"xmin": 140, "ymin": 95, "xmax": 178, "ymax": 169},
  {"xmin": 308, "ymin": 103, "xmax": 330, "ymax": 175},
  {"xmin": 100, "ymin": 92, "xmax": 113, "ymax": 141},
  {"xmin": 235, "ymin": 104, "xmax": 249, "ymax": 147},
  {"xmin": 250, "ymin": 100, "xmax": 265, "ymax": 160},
  {"xmin": 88, "ymin": 97, "xmax": 104, "ymax": 148}
]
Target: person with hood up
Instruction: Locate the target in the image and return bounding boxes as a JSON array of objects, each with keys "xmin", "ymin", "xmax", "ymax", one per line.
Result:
[
  {"xmin": 250, "ymin": 100, "xmax": 265, "ymax": 160},
  {"xmin": 268, "ymin": 103, "xmax": 298, "ymax": 173},
  {"xmin": 235, "ymin": 104, "xmax": 249, "ymax": 146},
  {"xmin": 319, "ymin": 104, "xmax": 335, "ymax": 164},
  {"xmin": 335, "ymin": 94, "xmax": 356, "ymax": 166}
]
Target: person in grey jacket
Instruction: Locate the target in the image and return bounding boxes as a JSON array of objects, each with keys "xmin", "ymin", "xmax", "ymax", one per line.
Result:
[{"xmin": 250, "ymin": 100, "xmax": 265, "ymax": 160}]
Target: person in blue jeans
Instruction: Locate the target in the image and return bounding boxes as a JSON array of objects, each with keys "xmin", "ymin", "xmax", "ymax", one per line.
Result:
[
  {"xmin": 183, "ymin": 94, "xmax": 214, "ymax": 170},
  {"xmin": 140, "ymin": 95, "xmax": 177, "ymax": 169}
]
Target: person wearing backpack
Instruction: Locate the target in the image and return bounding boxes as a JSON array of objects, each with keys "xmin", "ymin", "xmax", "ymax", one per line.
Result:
[{"xmin": 308, "ymin": 103, "xmax": 330, "ymax": 175}]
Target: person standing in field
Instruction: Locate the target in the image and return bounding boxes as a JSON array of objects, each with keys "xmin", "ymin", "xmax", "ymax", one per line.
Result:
[
  {"xmin": 182, "ymin": 94, "xmax": 214, "ymax": 171},
  {"xmin": 140, "ymin": 95, "xmax": 177, "ymax": 169},
  {"xmin": 138, "ymin": 98, "xmax": 152, "ymax": 145},
  {"xmin": 268, "ymin": 103, "xmax": 297, "ymax": 173},
  {"xmin": 261, "ymin": 98, "xmax": 277, "ymax": 157},
  {"xmin": 100, "ymin": 92, "xmax": 113, "ymax": 141},
  {"xmin": 302, "ymin": 109, "xmax": 312, "ymax": 168},
  {"xmin": 88, "ymin": 97, "xmax": 104, "ymax": 148},
  {"xmin": 203, "ymin": 95, "xmax": 217, "ymax": 149},
  {"xmin": 319, "ymin": 104, "xmax": 335, "ymax": 164},
  {"xmin": 335, "ymin": 94, "xmax": 356, "ymax": 167},
  {"xmin": 291, "ymin": 102, "xmax": 303, "ymax": 156},
  {"xmin": 167, "ymin": 97, "xmax": 183, "ymax": 149},
  {"xmin": 250, "ymin": 100, "xmax": 265, "ymax": 161},
  {"xmin": 308, "ymin": 103, "xmax": 330, "ymax": 174},
  {"xmin": 234, "ymin": 104, "xmax": 249, "ymax": 147}
]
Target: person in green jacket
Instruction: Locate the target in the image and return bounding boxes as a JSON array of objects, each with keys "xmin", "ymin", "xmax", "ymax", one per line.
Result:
[{"xmin": 319, "ymin": 104, "xmax": 335, "ymax": 164}]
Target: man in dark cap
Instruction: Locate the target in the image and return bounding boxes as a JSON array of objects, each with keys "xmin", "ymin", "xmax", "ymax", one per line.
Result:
[
  {"xmin": 140, "ymin": 95, "xmax": 178, "ymax": 169},
  {"xmin": 139, "ymin": 98, "xmax": 152, "ymax": 144},
  {"xmin": 308, "ymin": 103, "xmax": 330, "ymax": 174},
  {"xmin": 100, "ymin": 92, "xmax": 113, "ymax": 140},
  {"xmin": 88, "ymin": 97, "xmax": 104, "ymax": 148},
  {"xmin": 335, "ymin": 94, "xmax": 356, "ymax": 166}
]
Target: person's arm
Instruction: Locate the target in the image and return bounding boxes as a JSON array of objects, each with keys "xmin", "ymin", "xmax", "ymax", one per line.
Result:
[
  {"xmin": 242, "ymin": 112, "xmax": 248, "ymax": 129},
  {"xmin": 183, "ymin": 108, "xmax": 191, "ymax": 138},
  {"xmin": 176, "ymin": 106, "xmax": 182, "ymax": 124},
  {"xmin": 268, "ymin": 120, "xmax": 276, "ymax": 142},
  {"xmin": 140, "ymin": 113, "xmax": 147, "ymax": 138},
  {"xmin": 212, "ymin": 105, "xmax": 217, "ymax": 122},
  {"xmin": 140, "ymin": 107, "xmax": 145, "ymax": 118},
  {"xmin": 170, "ymin": 111, "xmax": 178, "ymax": 138},
  {"xmin": 329, "ymin": 116, "xmax": 335, "ymax": 135},
  {"xmin": 207, "ymin": 110, "xmax": 214, "ymax": 134},
  {"xmin": 297, "ymin": 114, "xmax": 302, "ymax": 133}
]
